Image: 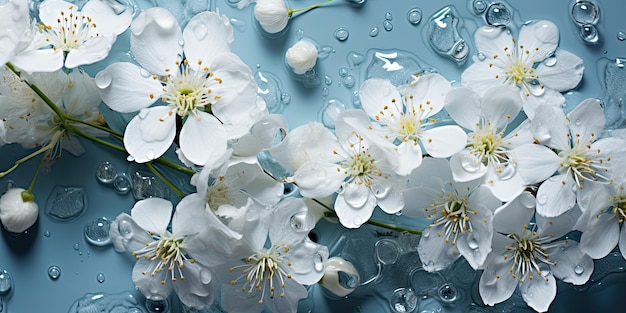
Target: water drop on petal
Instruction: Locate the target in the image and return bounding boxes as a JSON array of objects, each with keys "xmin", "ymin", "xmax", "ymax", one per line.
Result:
[
  {"xmin": 95, "ymin": 71, "xmax": 112, "ymax": 89},
  {"xmin": 192, "ymin": 22, "xmax": 208, "ymax": 40},
  {"xmin": 544, "ymin": 56, "xmax": 557, "ymax": 67},
  {"xmin": 527, "ymin": 78, "xmax": 545, "ymax": 96},
  {"xmin": 460, "ymin": 154, "xmax": 481, "ymax": 173},
  {"xmin": 537, "ymin": 194, "xmax": 548, "ymax": 205},
  {"xmin": 477, "ymin": 52, "xmax": 486, "ymax": 61},
  {"xmin": 118, "ymin": 220, "xmax": 134, "ymax": 239},
  {"xmin": 574, "ymin": 265, "xmax": 584, "ymax": 275},
  {"xmin": 344, "ymin": 185, "xmax": 370, "ymax": 208},
  {"xmin": 519, "ymin": 191, "xmax": 536, "ymax": 209},
  {"xmin": 314, "ymin": 253, "xmax": 325, "ymax": 272}
]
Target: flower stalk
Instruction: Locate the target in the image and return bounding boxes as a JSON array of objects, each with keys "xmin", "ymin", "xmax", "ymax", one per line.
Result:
[{"xmin": 287, "ymin": 0, "xmax": 333, "ymax": 17}]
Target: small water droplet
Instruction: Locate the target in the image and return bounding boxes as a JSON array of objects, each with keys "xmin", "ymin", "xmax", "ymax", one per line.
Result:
[
  {"xmin": 574, "ymin": 265, "xmax": 584, "ymax": 275},
  {"xmin": 139, "ymin": 68, "xmax": 151, "ymax": 78},
  {"xmin": 438, "ymin": 283, "xmax": 458, "ymax": 303},
  {"xmin": 580, "ymin": 24, "xmax": 599, "ymax": 44},
  {"xmin": 544, "ymin": 56, "xmax": 557, "ymax": 67},
  {"xmin": 376, "ymin": 239, "xmax": 399, "ymax": 265},
  {"xmin": 537, "ymin": 194, "xmax": 548, "ymax": 205},
  {"xmin": 321, "ymin": 87, "xmax": 329, "ymax": 96},
  {"xmin": 118, "ymin": 220, "xmax": 134, "ymax": 239},
  {"xmin": 229, "ymin": 18, "xmax": 246, "ymax": 32},
  {"xmin": 460, "ymin": 154, "xmax": 481, "ymax": 172},
  {"xmin": 95, "ymin": 71, "xmax": 112, "ymax": 89},
  {"xmin": 73, "ymin": 243, "xmax": 80, "ymax": 251},
  {"xmin": 145, "ymin": 299, "xmax": 169, "ymax": 312},
  {"xmin": 338, "ymin": 67, "xmax": 348, "ymax": 77},
  {"xmin": 347, "ymin": 51, "xmax": 365, "ymax": 68},
  {"xmin": 527, "ymin": 78, "xmax": 545, "ymax": 96},
  {"xmin": 407, "ymin": 8, "xmax": 422, "ymax": 25},
  {"xmin": 571, "ymin": 1, "xmax": 599, "ymax": 25},
  {"xmin": 113, "ymin": 175, "xmax": 131, "ymax": 194},
  {"xmin": 324, "ymin": 75, "xmax": 333, "ymax": 85},
  {"xmin": 389, "ymin": 288, "xmax": 417, "ymax": 313},
  {"xmin": 519, "ymin": 191, "xmax": 536, "ymax": 209},
  {"xmin": 334, "ymin": 27, "xmax": 349, "ymax": 41},
  {"xmin": 280, "ymin": 92, "xmax": 291, "ymax": 104},
  {"xmin": 44, "ymin": 230, "xmax": 51, "ymax": 237},
  {"xmin": 343, "ymin": 75, "xmax": 356, "ymax": 88},
  {"xmin": 192, "ymin": 22, "xmax": 208, "ymax": 40},
  {"xmin": 472, "ymin": 0, "xmax": 487, "ymax": 14},
  {"xmin": 290, "ymin": 211, "xmax": 309, "ymax": 231},
  {"xmin": 321, "ymin": 98, "xmax": 346, "ymax": 129},
  {"xmin": 618, "ymin": 31, "xmax": 626, "ymax": 41},
  {"xmin": 452, "ymin": 40, "xmax": 469, "ymax": 61},
  {"xmin": 48, "ymin": 265, "xmax": 61, "ymax": 280},
  {"xmin": 95, "ymin": 161, "xmax": 118, "ymax": 184},
  {"xmin": 96, "ymin": 273, "xmax": 105, "ymax": 283},
  {"xmin": 383, "ymin": 20, "xmax": 393, "ymax": 31},
  {"xmin": 467, "ymin": 236, "xmax": 479, "ymax": 250},
  {"xmin": 84, "ymin": 217, "xmax": 112, "ymax": 246},
  {"xmin": 344, "ymin": 185, "xmax": 369, "ymax": 208},
  {"xmin": 477, "ymin": 52, "xmax": 486, "ymax": 61},
  {"xmin": 352, "ymin": 90, "xmax": 361, "ymax": 105},
  {"xmin": 369, "ymin": 27, "xmax": 379, "ymax": 37},
  {"xmin": 314, "ymin": 253, "xmax": 324, "ymax": 272},
  {"xmin": 485, "ymin": 2, "xmax": 512, "ymax": 26},
  {"xmin": 385, "ymin": 12, "xmax": 393, "ymax": 20}
]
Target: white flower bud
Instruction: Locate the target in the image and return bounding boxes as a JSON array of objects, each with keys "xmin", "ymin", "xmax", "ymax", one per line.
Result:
[
  {"xmin": 285, "ymin": 39, "xmax": 318, "ymax": 75},
  {"xmin": 0, "ymin": 188, "xmax": 39, "ymax": 233},
  {"xmin": 254, "ymin": 0, "xmax": 290, "ymax": 34},
  {"xmin": 320, "ymin": 257, "xmax": 360, "ymax": 297}
]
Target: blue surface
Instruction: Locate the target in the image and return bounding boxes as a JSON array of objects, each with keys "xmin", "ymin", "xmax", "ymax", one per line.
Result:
[{"xmin": 2, "ymin": 0, "xmax": 626, "ymax": 312}]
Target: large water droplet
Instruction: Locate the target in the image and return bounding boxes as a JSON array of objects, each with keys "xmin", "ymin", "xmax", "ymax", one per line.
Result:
[
  {"xmin": 385, "ymin": 12, "xmax": 393, "ymax": 20},
  {"xmin": 334, "ymin": 27, "xmax": 349, "ymax": 41},
  {"xmin": 369, "ymin": 27, "xmax": 379, "ymax": 37},
  {"xmin": 485, "ymin": 3, "xmax": 512, "ymax": 26},
  {"xmin": 48, "ymin": 265, "xmax": 61, "ymax": 280},
  {"xmin": 427, "ymin": 7, "xmax": 469, "ymax": 64},
  {"xmin": 96, "ymin": 273, "xmax": 105, "ymax": 283},
  {"xmin": 118, "ymin": 220, "xmax": 134, "ymax": 239},
  {"xmin": 95, "ymin": 71, "xmax": 112, "ymax": 89},
  {"xmin": 472, "ymin": 0, "xmax": 488, "ymax": 14},
  {"xmin": 338, "ymin": 67, "xmax": 348, "ymax": 77},
  {"xmin": 407, "ymin": 8, "xmax": 422, "ymax": 25},
  {"xmin": 131, "ymin": 171, "xmax": 169, "ymax": 200},
  {"xmin": 580, "ymin": 24, "xmax": 599, "ymax": 44},
  {"xmin": 68, "ymin": 291, "xmax": 140, "ymax": 313},
  {"xmin": 519, "ymin": 191, "xmax": 536, "ymax": 209},
  {"xmin": 544, "ymin": 56, "xmax": 557, "ymax": 67},
  {"xmin": 527, "ymin": 79, "xmax": 545, "ymax": 96},
  {"xmin": 438, "ymin": 283, "xmax": 458, "ymax": 303},
  {"xmin": 383, "ymin": 20, "xmax": 393, "ymax": 31},
  {"xmin": 574, "ymin": 265, "xmax": 584, "ymax": 275},
  {"xmin": 255, "ymin": 70, "xmax": 288, "ymax": 113},
  {"xmin": 389, "ymin": 288, "xmax": 417, "ymax": 313},
  {"xmin": 314, "ymin": 253, "xmax": 325, "ymax": 272},
  {"xmin": 290, "ymin": 211, "xmax": 309, "ymax": 231},
  {"xmin": 45, "ymin": 186, "xmax": 88, "ymax": 222},
  {"xmin": 192, "ymin": 22, "xmax": 208, "ymax": 40},
  {"xmin": 95, "ymin": 162, "xmax": 117, "ymax": 184},
  {"xmin": 571, "ymin": 1, "xmax": 599, "ymax": 25},
  {"xmin": 145, "ymin": 299, "xmax": 169, "ymax": 313},
  {"xmin": 84, "ymin": 217, "xmax": 112, "ymax": 246},
  {"xmin": 344, "ymin": 185, "xmax": 370, "ymax": 208},
  {"xmin": 618, "ymin": 31, "xmax": 626, "ymax": 41},
  {"xmin": 477, "ymin": 52, "xmax": 486, "ymax": 61},
  {"xmin": 113, "ymin": 175, "xmax": 131, "ymax": 194},
  {"xmin": 343, "ymin": 75, "xmax": 356, "ymax": 88},
  {"xmin": 376, "ymin": 239, "xmax": 399, "ymax": 265},
  {"xmin": 467, "ymin": 235, "xmax": 479, "ymax": 250},
  {"xmin": 460, "ymin": 154, "xmax": 481, "ymax": 173}
]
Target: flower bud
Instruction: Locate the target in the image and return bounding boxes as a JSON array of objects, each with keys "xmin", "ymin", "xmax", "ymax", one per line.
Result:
[
  {"xmin": 0, "ymin": 188, "xmax": 39, "ymax": 233},
  {"xmin": 320, "ymin": 257, "xmax": 360, "ymax": 297},
  {"xmin": 254, "ymin": 0, "xmax": 290, "ymax": 34},
  {"xmin": 285, "ymin": 39, "xmax": 318, "ymax": 75}
]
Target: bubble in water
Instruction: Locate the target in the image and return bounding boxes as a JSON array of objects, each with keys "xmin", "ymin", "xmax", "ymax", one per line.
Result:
[
  {"xmin": 45, "ymin": 186, "xmax": 88, "ymax": 222},
  {"xmin": 477, "ymin": 52, "xmax": 486, "ymax": 61},
  {"xmin": 131, "ymin": 171, "xmax": 169, "ymax": 200},
  {"xmin": 472, "ymin": 0, "xmax": 487, "ymax": 14},
  {"xmin": 280, "ymin": 92, "xmax": 291, "ymax": 104},
  {"xmin": 427, "ymin": 6, "xmax": 470, "ymax": 64},
  {"xmin": 334, "ymin": 27, "xmax": 349, "ymax": 41},
  {"xmin": 618, "ymin": 31, "xmax": 626, "ymax": 41},
  {"xmin": 376, "ymin": 239, "xmax": 399, "ymax": 265},
  {"xmin": 438, "ymin": 283, "xmax": 458, "ymax": 303},
  {"xmin": 96, "ymin": 273, "xmax": 105, "ymax": 283},
  {"xmin": 95, "ymin": 71, "xmax": 112, "ymax": 89},
  {"xmin": 571, "ymin": 1, "xmax": 599, "ymax": 25},
  {"xmin": 73, "ymin": 243, "xmax": 80, "ymax": 251},
  {"xmin": 485, "ymin": 2, "xmax": 512, "ymax": 26},
  {"xmin": 48, "ymin": 265, "xmax": 61, "ymax": 280},
  {"xmin": 338, "ymin": 67, "xmax": 348, "ymax": 77},
  {"xmin": 324, "ymin": 75, "xmax": 333, "ymax": 85},
  {"xmin": 320, "ymin": 98, "xmax": 346, "ymax": 129},
  {"xmin": 69, "ymin": 291, "xmax": 140, "ymax": 313},
  {"xmin": 84, "ymin": 217, "xmax": 112, "ymax": 246},
  {"xmin": 580, "ymin": 24, "xmax": 599, "ymax": 44},
  {"xmin": 383, "ymin": 20, "xmax": 393, "ymax": 31},
  {"xmin": 389, "ymin": 288, "xmax": 417, "ymax": 313},
  {"xmin": 369, "ymin": 27, "xmax": 379, "ymax": 37},
  {"xmin": 343, "ymin": 75, "xmax": 356, "ymax": 88},
  {"xmin": 460, "ymin": 154, "xmax": 481, "ymax": 173},
  {"xmin": 113, "ymin": 175, "xmax": 131, "ymax": 194},
  {"xmin": 407, "ymin": 8, "xmax": 422, "ymax": 25},
  {"xmin": 95, "ymin": 162, "xmax": 117, "ymax": 184},
  {"xmin": 145, "ymin": 299, "xmax": 169, "ymax": 312},
  {"xmin": 44, "ymin": 230, "xmax": 51, "ymax": 237}
]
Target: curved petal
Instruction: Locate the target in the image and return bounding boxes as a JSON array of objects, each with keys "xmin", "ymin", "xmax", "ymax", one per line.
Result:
[
  {"xmin": 402, "ymin": 186, "xmax": 440, "ymax": 218},
  {"xmin": 269, "ymin": 197, "xmax": 315, "ymax": 244},
  {"xmin": 64, "ymin": 35, "xmax": 117, "ymax": 68},
  {"xmin": 293, "ymin": 161, "xmax": 344, "ymax": 198},
  {"xmin": 517, "ymin": 20, "xmax": 559, "ymax": 64},
  {"xmin": 130, "ymin": 7, "xmax": 182, "ymax": 76},
  {"xmin": 398, "ymin": 72, "xmax": 450, "ymax": 118},
  {"xmin": 502, "ymin": 119, "xmax": 534, "ymax": 148},
  {"xmin": 173, "ymin": 193, "xmax": 211, "ymax": 237},
  {"xmin": 481, "ymin": 85, "xmax": 523, "ymax": 130},
  {"xmin": 474, "ymin": 25, "xmax": 514, "ymax": 62},
  {"xmin": 535, "ymin": 49, "xmax": 583, "ymax": 92},
  {"xmin": 456, "ymin": 212, "xmax": 493, "ymax": 269},
  {"xmin": 132, "ymin": 258, "xmax": 172, "ymax": 300},
  {"xmin": 421, "ymin": 125, "xmax": 467, "ymax": 158},
  {"xmin": 131, "ymin": 197, "xmax": 172, "ymax": 233},
  {"xmin": 334, "ymin": 187, "xmax": 376, "ymax": 229},
  {"xmin": 450, "ymin": 151, "xmax": 488, "ymax": 182},
  {"xmin": 548, "ymin": 241, "xmax": 593, "ymax": 285},
  {"xmin": 264, "ymin": 279, "xmax": 309, "ymax": 313},
  {"xmin": 483, "ymin": 168, "xmax": 525, "ymax": 202},
  {"xmin": 288, "ymin": 239, "xmax": 328, "ymax": 285},
  {"xmin": 359, "ymin": 78, "xmax": 402, "ymax": 119},
  {"xmin": 11, "ymin": 48, "xmax": 64, "ymax": 73},
  {"xmin": 520, "ymin": 270, "xmax": 556, "ymax": 313},
  {"xmin": 567, "ymin": 98, "xmax": 604, "ymax": 145},
  {"xmin": 406, "ymin": 157, "xmax": 452, "ymax": 188},
  {"xmin": 521, "ymin": 84, "xmax": 565, "ymax": 120},
  {"xmin": 180, "ymin": 111, "xmax": 227, "ymax": 166},
  {"xmin": 97, "ymin": 62, "xmax": 163, "ymax": 113},
  {"xmin": 376, "ymin": 179, "xmax": 405, "ymax": 214},
  {"xmin": 393, "ymin": 140, "xmax": 422, "ymax": 176},
  {"xmin": 123, "ymin": 108, "xmax": 176, "ymax": 163},
  {"xmin": 82, "ymin": 0, "xmax": 132, "ymax": 36},
  {"xmin": 479, "ymin": 252, "xmax": 518, "ymax": 306},
  {"xmin": 536, "ymin": 174, "xmax": 577, "ymax": 218},
  {"xmin": 493, "ymin": 191, "xmax": 536, "ymax": 234},
  {"xmin": 444, "ymin": 86, "xmax": 482, "ymax": 130},
  {"xmin": 38, "ymin": 0, "xmax": 74, "ymax": 26},
  {"xmin": 172, "ymin": 262, "xmax": 214, "ymax": 308},
  {"xmin": 461, "ymin": 61, "xmax": 507, "ymax": 97},
  {"xmin": 417, "ymin": 224, "xmax": 460, "ymax": 272},
  {"xmin": 183, "ymin": 11, "xmax": 233, "ymax": 70},
  {"xmin": 110, "ymin": 213, "xmax": 154, "ymax": 252},
  {"xmin": 509, "ymin": 144, "xmax": 560, "ymax": 184},
  {"xmin": 219, "ymin": 281, "xmax": 264, "ymax": 313},
  {"xmin": 0, "ymin": 0, "xmax": 28, "ymax": 66},
  {"xmin": 530, "ymin": 103, "xmax": 569, "ymax": 150},
  {"xmin": 579, "ymin": 213, "xmax": 618, "ymax": 259}
]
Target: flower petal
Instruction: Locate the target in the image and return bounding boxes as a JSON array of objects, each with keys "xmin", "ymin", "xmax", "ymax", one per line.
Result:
[
  {"xmin": 359, "ymin": 78, "xmax": 402, "ymax": 119},
  {"xmin": 183, "ymin": 11, "xmax": 233, "ymax": 70},
  {"xmin": 130, "ymin": 7, "xmax": 182, "ymax": 76},
  {"xmin": 483, "ymin": 168, "xmax": 525, "ymax": 202},
  {"xmin": 393, "ymin": 140, "xmax": 422, "ymax": 176},
  {"xmin": 479, "ymin": 247, "xmax": 518, "ymax": 306},
  {"xmin": 269, "ymin": 197, "xmax": 314, "ymax": 245},
  {"xmin": 535, "ymin": 174, "xmax": 577, "ymax": 218},
  {"xmin": 132, "ymin": 258, "xmax": 172, "ymax": 300},
  {"xmin": 530, "ymin": 103, "xmax": 569, "ymax": 150},
  {"xmin": 444, "ymin": 86, "xmax": 482, "ymax": 130},
  {"xmin": 517, "ymin": 20, "xmax": 559, "ymax": 64},
  {"xmin": 579, "ymin": 213, "xmax": 618, "ymax": 259},
  {"xmin": 421, "ymin": 125, "xmax": 467, "ymax": 158},
  {"xmin": 38, "ymin": 0, "xmax": 74, "ymax": 26},
  {"xmin": 0, "ymin": 0, "xmax": 28, "ymax": 66},
  {"xmin": 493, "ymin": 191, "xmax": 536, "ymax": 234},
  {"xmin": 334, "ymin": 186, "xmax": 376, "ymax": 229},
  {"xmin": 456, "ymin": 212, "xmax": 492, "ymax": 269},
  {"xmin": 509, "ymin": 144, "xmax": 560, "ymax": 184},
  {"xmin": 130, "ymin": 197, "xmax": 172, "ymax": 233},
  {"xmin": 461, "ymin": 61, "xmax": 506, "ymax": 97},
  {"xmin": 288, "ymin": 239, "xmax": 329, "ymax": 285},
  {"xmin": 293, "ymin": 161, "xmax": 344, "ymax": 198},
  {"xmin": 548, "ymin": 241, "xmax": 593, "ymax": 285},
  {"xmin": 172, "ymin": 262, "xmax": 214, "ymax": 308},
  {"xmin": 180, "ymin": 111, "xmax": 227, "ymax": 166},
  {"xmin": 519, "ymin": 270, "xmax": 556, "ymax": 313},
  {"xmin": 449, "ymin": 151, "xmax": 488, "ymax": 182},
  {"xmin": 502, "ymin": 119, "xmax": 534, "ymax": 148},
  {"xmin": 474, "ymin": 25, "xmax": 515, "ymax": 62},
  {"xmin": 535, "ymin": 49, "xmax": 583, "ymax": 92},
  {"xmin": 97, "ymin": 62, "xmax": 163, "ymax": 113},
  {"xmin": 82, "ymin": 0, "xmax": 132, "ymax": 36},
  {"xmin": 173, "ymin": 193, "xmax": 211, "ymax": 237},
  {"xmin": 109, "ymin": 213, "xmax": 154, "ymax": 252},
  {"xmin": 481, "ymin": 85, "xmax": 523, "ymax": 130},
  {"xmin": 567, "ymin": 98, "xmax": 604, "ymax": 145},
  {"xmin": 65, "ymin": 35, "xmax": 118, "ymax": 68},
  {"xmin": 124, "ymin": 107, "xmax": 176, "ymax": 163},
  {"xmin": 521, "ymin": 84, "xmax": 565, "ymax": 120},
  {"xmin": 418, "ymin": 224, "xmax": 460, "ymax": 272},
  {"xmin": 399, "ymin": 72, "xmax": 450, "ymax": 118},
  {"xmin": 11, "ymin": 48, "xmax": 64, "ymax": 73}
]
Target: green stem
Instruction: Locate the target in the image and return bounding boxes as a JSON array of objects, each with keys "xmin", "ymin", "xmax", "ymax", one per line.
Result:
[
  {"xmin": 67, "ymin": 125, "xmax": 126, "ymax": 154},
  {"xmin": 154, "ymin": 158, "xmax": 195, "ymax": 176},
  {"xmin": 0, "ymin": 141, "xmax": 56, "ymax": 178},
  {"xmin": 146, "ymin": 162, "xmax": 186, "ymax": 198},
  {"xmin": 287, "ymin": 0, "xmax": 332, "ymax": 17},
  {"xmin": 65, "ymin": 115, "xmax": 123, "ymax": 139},
  {"xmin": 324, "ymin": 211, "xmax": 422, "ymax": 235},
  {"xmin": 26, "ymin": 155, "xmax": 46, "ymax": 194}
]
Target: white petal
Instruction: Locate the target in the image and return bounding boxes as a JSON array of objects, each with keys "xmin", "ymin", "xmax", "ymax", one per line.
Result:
[
  {"xmin": 398, "ymin": 72, "xmax": 450, "ymax": 118},
  {"xmin": 376, "ymin": 179, "xmax": 405, "ymax": 214},
  {"xmin": 536, "ymin": 174, "xmax": 577, "ymax": 217},
  {"xmin": 530, "ymin": 104, "xmax": 569, "ymax": 150},
  {"xmin": 483, "ymin": 168, "xmax": 525, "ymax": 202},
  {"xmin": 517, "ymin": 20, "xmax": 559, "ymax": 64},
  {"xmin": 293, "ymin": 161, "xmax": 344, "ymax": 198},
  {"xmin": 461, "ymin": 61, "xmax": 507, "ymax": 97},
  {"xmin": 474, "ymin": 25, "xmax": 515, "ymax": 62},
  {"xmin": 82, "ymin": 0, "xmax": 132, "ymax": 36},
  {"xmin": 421, "ymin": 125, "xmax": 467, "ymax": 158},
  {"xmin": 96, "ymin": 62, "xmax": 163, "ymax": 113},
  {"xmin": 450, "ymin": 151, "xmax": 488, "ymax": 182},
  {"xmin": 535, "ymin": 49, "xmax": 583, "ymax": 92},
  {"xmin": 65, "ymin": 35, "xmax": 117, "ymax": 68},
  {"xmin": 493, "ymin": 191, "xmax": 536, "ymax": 234},
  {"xmin": 509, "ymin": 144, "xmax": 560, "ymax": 184},
  {"xmin": 123, "ymin": 108, "xmax": 176, "ymax": 163},
  {"xmin": 393, "ymin": 141, "xmax": 422, "ymax": 176},
  {"xmin": 172, "ymin": 193, "xmax": 211, "ymax": 237},
  {"xmin": 479, "ymin": 253, "xmax": 518, "ymax": 306},
  {"xmin": 456, "ymin": 213, "xmax": 492, "ymax": 269},
  {"xmin": 38, "ymin": 0, "xmax": 74, "ymax": 26},
  {"xmin": 180, "ymin": 112, "xmax": 227, "ymax": 166},
  {"xmin": 130, "ymin": 7, "xmax": 182, "ymax": 76},
  {"xmin": 269, "ymin": 197, "xmax": 315, "ymax": 245},
  {"xmin": 287, "ymin": 239, "xmax": 329, "ymax": 285},
  {"xmin": 131, "ymin": 198, "xmax": 172, "ymax": 233},
  {"xmin": 264, "ymin": 279, "xmax": 309, "ymax": 313},
  {"xmin": 402, "ymin": 187, "xmax": 437, "ymax": 218},
  {"xmin": 520, "ymin": 270, "xmax": 556, "ymax": 313},
  {"xmin": 0, "ymin": 0, "xmax": 28, "ymax": 66},
  {"xmin": 407, "ymin": 157, "xmax": 452, "ymax": 188},
  {"xmin": 334, "ymin": 187, "xmax": 376, "ymax": 229},
  {"xmin": 232, "ymin": 114, "xmax": 287, "ymax": 157},
  {"xmin": 579, "ymin": 213, "xmax": 619, "ymax": 259},
  {"xmin": 567, "ymin": 98, "xmax": 604, "ymax": 145},
  {"xmin": 11, "ymin": 48, "xmax": 64, "ymax": 73},
  {"xmin": 619, "ymin": 226, "xmax": 626, "ymax": 261},
  {"xmin": 172, "ymin": 262, "xmax": 214, "ymax": 308},
  {"xmin": 521, "ymin": 84, "xmax": 565, "ymax": 120},
  {"xmin": 183, "ymin": 11, "xmax": 233, "ymax": 70},
  {"xmin": 417, "ymin": 225, "xmax": 460, "ymax": 272},
  {"xmin": 481, "ymin": 85, "xmax": 523, "ymax": 130},
  {"xmin": 359, "ymin": 78, "xmax": 402, "ymax": 120},
  {"xmin": 444, "ymin": 86, "xmax": 482, "ymax": 130},
  {"xmin": 132, "ymin": 258, "xmax": 172, "ymax": 300},
  {"xmin": 109, "ymin": 213, "xmax": 154, "ymax": 252},
  {"xmin": 502, "ymin": 119, "xmax": 534, "ymax": 148},
  {"xmin": 548, "ymin": 241, "xmax": 593, "ymax": 285}
]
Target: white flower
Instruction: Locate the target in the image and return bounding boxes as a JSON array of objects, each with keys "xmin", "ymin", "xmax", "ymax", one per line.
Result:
[
  {"xmin": 0, "ymin": 0, "xmax": 29, "ymax": 67},
  {"xmin": 11, "ymin": 0, "xmax": 131, "ymax": 72},
  {"xmin": 359, "ymin": 74, "xmax": 467, "ymax": 176},
  {"xmin": 445, "ymin": 85, "xmax": 559, "ymax": 201},
  {"xmin": 109, "ymin": 197, "xmax": 219, "ymax": 309},
  {"xmin": 285, "ymin": 39, "xmax": 317, "ymax": 75},
  {"xmin": 0, "ymin": 188, "xmax": 39, "ymax": 233},
  {"xmin": 254, "ymin": 0, "xmax": 290, "ymax": 34},
  {"xmin": 97, "ymin": 9, "xmax": 259, "ymax": 166},
  {"xmin": 403, "ymin": 158, "xmax": 501, "ymax": 271},
  {"xmin": 531, "ymin": 99, "xmax": 626, "ymax": 217},
  {"xmin": 479, "ymin": 195, "xmax": 592, "ymax": 312},
  {"xmin": 462, "ymin": 20, "xmax": 584, "ymax": 119},
  {"xmin": 218, "ymin": 197, "xmax": 328, "ymax": 313}
]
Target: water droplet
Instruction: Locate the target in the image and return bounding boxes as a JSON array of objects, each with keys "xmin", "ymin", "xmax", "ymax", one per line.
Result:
[
  {"xmin": 48, "ymin": 265, "xmax": 61, "ymax": 280},
  {"xmin": 477, "ymin": 52, "xmax": 486, "ymax": 61},
  {"xmin": 519, "ymin": 191, "xmax": 536, "ymax": 209},
  {"xmin": 95, "ymin": 71, "xmax": 112, "ymax": 89},
  {"xmin": 321, "ymin": 98, "xmax": 346, "ymax": 129},
  {"xmin": 96, "ymin": 273, "xmax": 105, "ymax": 283},
  {"xmin": 371, "ymin": 182, "xmax": 391, "ymax": 199},
  {"xmin": 324, "ymin": 75, "xmax": 333, "ymax": 85},
  {"xmin": 192, "ymin": 22, "xmax": 208, "ymax": 40},
  {"xmin": 290, "ymin": 211, "xmax": 309, "ymax": 231},
  {"xmin": 280, "ymin": 92, "xmax": 291, "ymax": 104},
  {"xmin": 131, "ymin": 171, "xmax": 169, "ymax": 200},
  {"xmin": 389, "ymin": 288, "xmax": 417, "ymax": 313},
  {"xmin": 118, "ymin": 220, "xmax": 134, "ymax": 239},
  {"xmin": 580, "ymin": 24, "xmax": 599, "ymax": 44},
  {"xmin": 338, "ymin": 67, "xmax": 348, "ymax": 77},
  {"xmin": 369, "ymin": 27, "xmax": 379, "ymax": 37},
  {"xmin": 344, "ymin": 185, "xmax": 370, "ymax": 208},
  {"xmin": 348, "ymin": 51, "xmax": 365, "ymax": 68},
  {"xmin": 485, "ymin": 3, "xmax": 512, "ymax": 26},
  {"xmin": 45, "ymin": 186, "xmax": 88, "ymax": 222},
  {"xmin": 472, "ymin": 0, "xmax": 487, "ymax": 14},
  {"xmin": 139, "ymin": 68, "xmax": 151, "ymax": 78},
  {"xmin": 467, "ymin": 235, "xmax": 479, "ymax": 250},
  {"xmin": 314, "ymin": 253, "xmax": 324, "ymax": 272},
  {"xmin": 385, "ymin": 12, "xmax": 393, "ymax": 20},
  {"xmin": 376, "ymin": 239, "xmax": 399, "ymax": 265},
  {"xmin": 537, "ymin": 194, "xmax": 548, "ymax": 205},
  {"xmin": 574, "ymin": 265, "xmax": 584, "ymax": 275},
  {"xmin": 229, "ymin": 18, "xmax": 246, "ymax": 32},
  {"xmin": 571, "ymin": 1, "xmax": 599, "ymax": 25},
  {"xmin": 496, "ymin": 163, "xmax": 517, "ymax": 180},
  {"xmin": 527, "ymin": 78, "xmax": 545, "ymax": 96},
  {"xmin": 427, "ymin": 6, "xmax": 469, "ymax": 64},
  {"xmin": 343, "ymin": 0, "xmax": 365, "ymax": 6},
  {"xmin": 483, "ymin": 269, "xmax": 498, "ymax": 285},
  {"xmin": 95, "ymin": 161, "xmax": 118, "ymax": 184},
  {"xmin": 460, "ymin": 154, "xmax": 481, "ymax": 173},
  {"xmin": 84, "ymin": 217, "xmax": 112, "ymax": 246},
  {"xmin": 438, "ymin": 283, "xmax": 458, "ymax": 303},
  {"xmin": 544, "ymin": 56, "xmax": 557, "ymax": 67},
  {"xmin": 321, "ymin": 87, "xmax": 329, "ymax": 96},
  {"xmin": 452, "ymin": 40, "xmax": 469, "ymax": 61},
  {"xmin": 352, "ymin": 90, "xmax": 361, "ymax": 105},
  {"xmin": 113, "ymin": 175, "xmax": 131, "ymax": 194},
  {"xmin": 334, "ymin": 27, "xmax": 349, "ymax": 41},
  {"xmin": 343, "ymin": 75, "xmax": 356, "ymax": 88},
  {"xmin": 73, "ymin": 243, "xmax": 80, "ymax": 251},
  {"xmin": 407, "ymin": 8, "xmax": 422, "ymax": 25},
  {"xmin": 618, "ymin": 31, "xmax": 626, "ymax": 41},
  {"xmin": 44, "ymin": 230, "xmax": 51, "ymax": 237},
  {"xmin": 383, "ymin": 20, "xmax": 393, "ymax": 31},
  {"xmin": 145, "ymin": 299, "xmax": 169, "ymax": 312}
]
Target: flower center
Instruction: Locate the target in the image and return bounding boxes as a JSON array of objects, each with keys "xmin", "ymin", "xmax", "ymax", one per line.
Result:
[
  {"xmin": 335, "ymin": 134, "xmax": 383, "ymax": 187},
  {"xmin": 132, "ymin": 232, "xmax": 192, "ymax": 284},
  {"xmin": 558, "ymin": 145, "xmax": 610, "ymax": 188},
  {"xmin": 505, "ymin": 61, "xmax": 532, "ymax": 85},
  {"xmin": 374, "ymin": 96, "xmax": 436, "ymax": 144},
  {"xmin": 503, "ymin": 227, "xmax": 557, "ymax": 283},
  {"xmin": 39, "ymin": 5, "xmax": 97, "ymax": 52},
  {"xmin": 205, "ymin": 176, "xmax": 236, "ymax": 210},
  {"xmin": 229, "ymin": 244, "xmax": 293, "ymax": 305},
  {"xmin": 427, "ymin": 191, "xmax": 476, "ymax": 245}
]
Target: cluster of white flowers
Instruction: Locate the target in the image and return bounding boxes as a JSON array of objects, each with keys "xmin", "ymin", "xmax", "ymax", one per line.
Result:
[{"xmin": 1, "ymin": 1, "xmax": 625, "ymax": 312}]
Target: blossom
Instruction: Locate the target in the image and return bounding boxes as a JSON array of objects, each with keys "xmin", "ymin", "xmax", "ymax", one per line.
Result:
[
  {"xmin": 359, "ymin": 74, "xmax": 467, "ymax": 176},
  {"xmin": 462, "ymin": 20, "xmax": 583, "ymax": 119},
  {"xmin": 97, "ymin": 9, "xmax": 259, "ymax": 166},
  {"xmin": 0, "ymin": 0, "xmax": 29, "ymax": 67},
  {"xmin": 479, "ymin": 194, "xmax": 593, "ymax": 312},
  {"xmin": 444, "ymin": 85, "xmax": 559, "ymax": 201},
  {"xmin": 254, "ymin": 0, "xmax": 290, "ymax": 34},
  {"xmin": 0, "ymin": 188, "xmax": 38, "ymax": 233},
  {"xmin": 109, "ymin": 197, "xmax": 219, "ymax": 309},
  {"xmin": 531, "ymin": 98, "xmax": 626, "ymax": 217},
  {"xmin": 11, "ymin": 0, "xmax": 132, "ymax": 72},
  {"xmin": 218, "ymin": 197, "xmax": 328, "ymax": 313},
  {"xmin": 285, "ymin": 39, "xmax": 317, "ymax": 75},
  {"xmin": 403, "ymin": 157, "xmax": 501, "ymax": 271}
]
